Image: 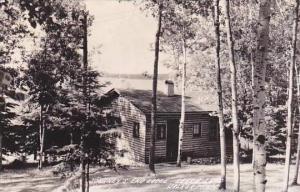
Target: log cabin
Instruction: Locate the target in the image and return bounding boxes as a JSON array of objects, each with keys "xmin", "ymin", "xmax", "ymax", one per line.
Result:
[{"xmin": 103, "ymin": 80, "xmax": 232, "ymax": 163}]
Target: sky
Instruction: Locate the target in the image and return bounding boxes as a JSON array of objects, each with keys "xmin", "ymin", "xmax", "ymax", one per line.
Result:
[{"xmin": 85, "ymin": 0, "xmax": 170, "ymax": 74}]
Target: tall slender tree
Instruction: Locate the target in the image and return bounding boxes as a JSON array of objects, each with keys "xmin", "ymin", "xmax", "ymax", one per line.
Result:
[
  {"xmin": 252, "ymin": 0, "xmax": 271, "ymax": 191},
  {"xmin": 157, "ymin": 0, "xmax": 198, "ymax": 168},
  {"xmin": 81, "ymin": 12, "xmax": 88, "ymax": 192},
  {"xmin": 25, "ymin": 38, "xmax": 59, "ymax": 170},
  {"xmin": 283, "ymin": 0, "xmax": 299, "ymax": 191},
  {"xmin": 223, "ymin": 0, "xmax": 240, "ymax": 191},
  {"xmin": 38, "ymin": 104, "xmax": 48, "ymax": 169},
  {"xmin": 292, "ymin": 64, "xmax": 300, "ymax": 185},
  {"xmin": 149, "ymin": 0, "xmax": 163, "ymax": 174},
  {"xmin": 176, "ymin": 35, "xmax": 187, "ymax": 168},
  {"xmin": 213, "ymin": 0, "xmax": 226, "ymax": 189},
  {"xmin": 249, "ymin": 0, "xmax": 257, "ymax": 170},
  {"xmin": 37, "ymin": 40, "xmax": 51, "ymax": 170},
  {"xmin": 19, "ymin": 0, "xmax": 88, "ymax": 170},
  {"xmin": 176, "ymin": 1, "xmax": 189, "ymax": 168}
]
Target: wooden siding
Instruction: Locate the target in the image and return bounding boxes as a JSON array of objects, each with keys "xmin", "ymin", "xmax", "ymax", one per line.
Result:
[
  {"xmin": 182, "ymin": 116, "xmax": 219, "ymax": 158},
  {"xmin": 145, "ymin": 113, "xmax": 233, "ymax": 163},
  {"xmin": 111, "ymin": 95, "xmax": 233, "ymax": 163},
  {"xmin": 112, "ymin": 97, "xmax": 146, "ymax": 162}
]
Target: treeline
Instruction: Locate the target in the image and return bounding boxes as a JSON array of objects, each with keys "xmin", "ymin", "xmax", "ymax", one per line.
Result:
[
  {"xmin": 142, "ymin": 0, "xmax": 300, "ymax": 191},
  {"xmin": 0, "ymin": 1, "xmax": 119, "ymax": 192},
  {"xmin": 2, "ymin": 0, "xmax": 300, "ymax": 192}
]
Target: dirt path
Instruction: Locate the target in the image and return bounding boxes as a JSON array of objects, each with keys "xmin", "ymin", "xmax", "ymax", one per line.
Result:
[
  {"xmin": 2, "ymin": 164, "xmax": 300, "ymax": 192},
  {"xmin": 0, "ymin": 168, "xmax": 65, "ymax": 192},
  {"xmin": 86, "ymin": 163, "xmax": 300, "ymax": 192}
]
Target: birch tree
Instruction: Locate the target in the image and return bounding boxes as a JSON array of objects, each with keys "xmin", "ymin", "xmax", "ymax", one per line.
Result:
[
  {"xmin": 175, "ymin": 1, "xmax": 195, "ymax": 168},
  {"xmin": 283, "ymin": 0, "xmax": 299, "ymax": 191},
  {"xmin": 176, "ymin": 34, "xmax": 187, "ymax": 167},
  {"xmin": 292, "ymin": 64, "xmax": 300, "ymax": 185},
  {"xmin": 252, "ymin": 0, "xmax": 271, "ymax": 191},
  {"xmin": 156, "ymin": 0, "xmax": 198, "ymax": 167},
  {"xmin": 213, "ymin": 0, "xmax": 226, "ymax": 189},
  {"xmin": 223, "ymin": 0, "xmax": 240, "ymax": 191},
  {"xmin": 38, "ymin": 104, "xmax": 49, "ymax": 169}
]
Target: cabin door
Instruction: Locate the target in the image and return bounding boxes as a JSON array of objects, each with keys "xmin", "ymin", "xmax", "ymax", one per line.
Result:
[{"xmin": 166, "ymin": 119, "xmax": 179, "ymax": 162}]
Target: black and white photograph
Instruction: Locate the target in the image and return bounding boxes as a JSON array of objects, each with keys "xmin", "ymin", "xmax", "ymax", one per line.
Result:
[{"xmin": 1, "ymin": 0, "xmax": 300, "ymax": 191}]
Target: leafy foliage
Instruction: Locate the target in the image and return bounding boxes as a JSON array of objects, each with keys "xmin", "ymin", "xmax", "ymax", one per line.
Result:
[
  {"xmin": 0, "ymin": 0, "xmax": 119, "ymax": 170},
  {"xmin": 158, "ymin": 0, "xmax": 295, "ymax": 157}
]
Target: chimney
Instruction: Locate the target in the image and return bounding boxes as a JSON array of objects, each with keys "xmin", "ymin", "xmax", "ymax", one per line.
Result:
[{"xmin": 165, "ymin": 80, "xmax": 174, "ymax": 96}]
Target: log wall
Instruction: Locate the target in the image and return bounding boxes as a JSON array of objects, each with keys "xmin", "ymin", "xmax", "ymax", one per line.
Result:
[
  {"xmin": 112, "ymin": 97, "xmax": 146, "ymax": 162},
  {"xmin": 144, "ymin": 113, "xmax": 233, "ymax": 163}
]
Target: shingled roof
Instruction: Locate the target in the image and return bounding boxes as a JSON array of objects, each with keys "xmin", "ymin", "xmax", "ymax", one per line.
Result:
[{"xmin": 107, "ymin": 89, "xmax": 216, "ymax": 113}]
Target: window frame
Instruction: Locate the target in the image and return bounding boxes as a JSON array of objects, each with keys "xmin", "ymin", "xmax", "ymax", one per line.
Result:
[
  {"xmin": 157, "ymin": 123, "xmax": 167, "ymax": 140},
  {"xmin": 133, "ymin": 122, "xmax": 140, "ymax": 138},
  {"xmin": 193, "ymin": 123, "xmax": 202, "ymax": 138}
]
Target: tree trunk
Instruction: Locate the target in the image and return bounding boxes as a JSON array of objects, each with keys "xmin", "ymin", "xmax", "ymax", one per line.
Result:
[
  {"xmin": 249, "ymin": 0, "xmax": 256, "ymax": 170},
  {"xmin": 86, "ymin": 159, "xmax": 90, "ymax": 192},
  {"xmin": 80, "ymin": 155, "xmax": 86, "ymax": 192},
  {"xmin": 70, "ymin": 126, "xmax": 74, "ymax": 145},
  {"xmin": 38, "ymin": 105, "xmax": 45, "ymax": 170},
  {"xmin": 293, "ymin": 122, "xmax": 300, "ymax": 185},
  {"xmin": 252, "ymin": 1, "xmax": 271, "ymax": 191},
  {"xmin": 149, "ymin": 0, "xmax": 162, "ymax": 174},
  {"xmin": 292, "ymin": 66, "xmax": 300, "ymax": 185},
  {"xmin": 0, "ymin": 132, "xmax": 3, "ymax": 171},
  {"xmin": 176, "ymin": 39, "xmax": 187, "ymax": 167},
  {"xmin": 283, "ymin": 1, "xmax": 299, "ymax": 190},
  {"xmin": 251, "ymin": 51, "xmax": 255, "ymax": 169},
  {"xmin": 224, "ymin": 0, "xmax": 240, "ymax": 191},
  {"xmin": 213, "ymin": 0, "xmax": 226, "ymax": 189},
  {"xmin": 81, "ymin": 13, "xmax": 88, "ymax": 192}
]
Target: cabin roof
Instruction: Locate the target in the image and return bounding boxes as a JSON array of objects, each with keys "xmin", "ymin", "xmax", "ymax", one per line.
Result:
[{"xmin": 106, "ymin": 88, "xmax": 216, "ymax": 113}]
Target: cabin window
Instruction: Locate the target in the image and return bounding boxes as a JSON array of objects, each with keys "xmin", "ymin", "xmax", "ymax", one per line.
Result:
[
  {"xmin": 193, "ymin": 123, "xmax": 202, "ymax": 137},
  {"xmin": 120, "ymin": 98, "xmax": 126, "ymax": 112},
  {"xmin": 157, "ymin": 123, "xmax": 166, "ymax": 140},
  {"xmin": 209, "ymin": 120, "xmax": 219, "ymax": 141},
  {"xmin": 126, "ymin": 101, "xmax": 131, "ymax": 114},
  {"xmin": 133, "ymin": 122, "xmax": 140, "ymax": 138}
]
